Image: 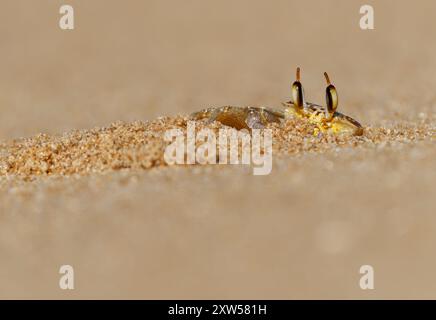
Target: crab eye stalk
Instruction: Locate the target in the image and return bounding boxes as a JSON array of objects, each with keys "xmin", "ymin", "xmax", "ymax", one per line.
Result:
[
  {"xmin": 324, "ymin": 72, "xmax": 338, "ymax": 121},
  {"xmin": 291, "ymin": 67, "xmax": 306, "ymax": 110}
]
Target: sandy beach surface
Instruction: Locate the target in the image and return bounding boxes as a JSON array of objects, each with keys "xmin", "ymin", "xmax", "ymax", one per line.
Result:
[{"xmin": 0, "ymin": 0, "xmax": 435, "ymax": 299}]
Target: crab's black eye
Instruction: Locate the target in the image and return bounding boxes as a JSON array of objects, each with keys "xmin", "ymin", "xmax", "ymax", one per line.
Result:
[
  {"xmin": 291, "ymin": 81, "xmax": 305, "ymax": 110},
  {"xmin": 326, "ymin": 84, "xmax": 338, "ymax": 114},
  {"xmin": 324, "ymin": 72, "xmax": 338, "ymax": 120},
  {"xmin": 291, "ymin": 67, "xmax": 305, "ymax": 110}
]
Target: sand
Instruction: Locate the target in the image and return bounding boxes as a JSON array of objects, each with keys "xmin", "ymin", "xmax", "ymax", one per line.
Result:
[
  {"xmin": 0, "ymin": 0, "xmax": 435, "ymax": 299},
  {"xmin": 0, "ymin": 117, "xmax": 433, "ymax": 177}
]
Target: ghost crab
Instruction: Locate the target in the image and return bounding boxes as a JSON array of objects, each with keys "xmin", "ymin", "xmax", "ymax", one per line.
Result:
[{"xmin": 191, "ymin": 68, "xmax": 363, "ymax": 136}]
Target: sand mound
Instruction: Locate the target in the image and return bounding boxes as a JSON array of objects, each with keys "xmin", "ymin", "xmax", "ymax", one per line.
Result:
[{"xmin": 0, "ymin": 115, "xmax": 433, "ymax": 179}]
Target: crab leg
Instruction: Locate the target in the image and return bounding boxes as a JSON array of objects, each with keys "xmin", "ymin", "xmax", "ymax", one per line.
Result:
[{"xmin": 191, "ymin": 106, "xmax": 284, "ymax": 130}]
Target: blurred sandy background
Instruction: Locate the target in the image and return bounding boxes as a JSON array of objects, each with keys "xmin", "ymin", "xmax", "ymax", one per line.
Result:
[{"xmin": 0, "ymin": 0, "xmax": 435, "ymax": 299}]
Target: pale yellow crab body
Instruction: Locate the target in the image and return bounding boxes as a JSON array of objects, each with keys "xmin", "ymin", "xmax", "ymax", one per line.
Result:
[
  {"xmin": 282, "ymin": 101, "xmax": 363, "ymax": 136},
  {"xmin": 190, "ymin": 68, "xmax": 363, "ymax": 136},
  {"xmin": 191, "ymin": 102, "xmax": 363, "ymax": 136},
  {"xmin": 191, "ymin": 106, "xmax": 284, "ymax": 130}
]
